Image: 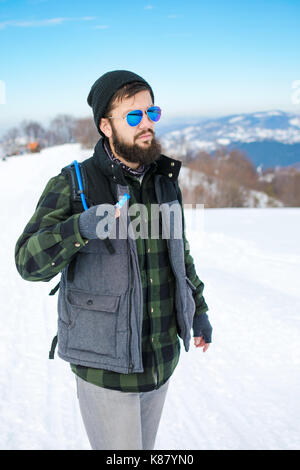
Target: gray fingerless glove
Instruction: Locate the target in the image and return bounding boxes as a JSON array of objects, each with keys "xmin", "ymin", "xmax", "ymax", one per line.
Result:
[
  {"xmin": 79, "ymin": 204, "xmax": 116, "ymax": 240},
  {"xmin": 193, "ymin": 312, "xmax": 213, "ymax": 343}
]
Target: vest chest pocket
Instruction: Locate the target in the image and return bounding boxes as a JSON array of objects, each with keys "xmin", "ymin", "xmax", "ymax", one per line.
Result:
[
  {"xmin": 69, "ymin": 251, "xmax": 129, "ymax": 295},
  {"xmin": 66, "ymin": 290, "xmax": 120, "ymax": 358}
]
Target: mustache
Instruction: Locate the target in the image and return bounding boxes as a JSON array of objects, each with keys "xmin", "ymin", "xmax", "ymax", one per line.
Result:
[{"xmin": 135, "ymin": 130, "xmax": 154, "ymax": 140}]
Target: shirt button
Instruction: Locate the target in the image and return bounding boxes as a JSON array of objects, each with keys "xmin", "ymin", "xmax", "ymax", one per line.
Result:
[
  {"xmin": 74, "ymin": 242, "xmax": 81, "ymax": 248},
  {"xmin": 151, "ymin": 307, "xmax": 154, "ymax": 313},
  {"xmin": 51, "ymin": 262, "xmax": 56, "ymax": 266},
  {"xmin": 84, "ymin": 240, "xmax": 89, "ymax": 244},
  {"xmin": 171, "ymin": 162, "xmax": 175, "ymax": 166},
  {"xmin": 150, "ymin": 278, "xmax": 153, "ymax": 283},
  {"xmin": 147, "ymin": 248, "xmax": 150, "ymax": 253},
  {"xmin": 168, "ymin": 173, "xmax": 173, "ymax": 178},
  {"xmin": 87, "ymin": 299, "xmax": 93, "ymax": 305},
  {"xmin": 152, "ymin": 337, "xmax": 154, "ymax": 343}
]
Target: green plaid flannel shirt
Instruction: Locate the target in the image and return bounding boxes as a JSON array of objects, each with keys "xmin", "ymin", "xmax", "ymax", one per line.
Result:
[{"xmin": 15, "ymin": 164, "xmax": 208, "ymax": 392}]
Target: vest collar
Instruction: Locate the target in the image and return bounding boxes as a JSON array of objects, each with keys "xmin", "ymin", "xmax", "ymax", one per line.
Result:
[{"xmin": 92, "ymin": 138, "xmax": 181, "ymax": 185}]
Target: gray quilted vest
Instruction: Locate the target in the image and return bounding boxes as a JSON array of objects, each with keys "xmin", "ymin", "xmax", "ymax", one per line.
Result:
[{"xmin": 56, "ymin": 142, "xmax": 196, "ymax": 374}]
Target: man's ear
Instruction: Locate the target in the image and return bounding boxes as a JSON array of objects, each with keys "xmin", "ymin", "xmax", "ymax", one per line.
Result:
[{"xmin": 100, "ymin": 118, "xmax": 112, "ymax": 138}]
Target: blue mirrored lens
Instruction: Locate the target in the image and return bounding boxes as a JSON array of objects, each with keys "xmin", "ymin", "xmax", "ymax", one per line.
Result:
[
  {"xmin": 147, "ymin": 106, "xmax": 161, "ymax": 122},
  {"xmin": 127, "ymin": 110, "xmax": 143, "ymax": 127}
]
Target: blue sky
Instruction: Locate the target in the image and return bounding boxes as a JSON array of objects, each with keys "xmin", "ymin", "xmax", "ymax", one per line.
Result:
[{"xmin": 0, "ymin": 0, "xmax": 300, "ymax": 134}]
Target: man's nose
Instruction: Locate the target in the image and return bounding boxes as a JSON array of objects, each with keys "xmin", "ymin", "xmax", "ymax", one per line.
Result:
[{"xmin": 138, "ymin": 110, "xmax": 154, "ymax": 129}]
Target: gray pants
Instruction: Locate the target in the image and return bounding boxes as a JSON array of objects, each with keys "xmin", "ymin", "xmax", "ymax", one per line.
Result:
[{"xmin": 75, "ymin": 375, "xmax": 170, "ymax": 450}]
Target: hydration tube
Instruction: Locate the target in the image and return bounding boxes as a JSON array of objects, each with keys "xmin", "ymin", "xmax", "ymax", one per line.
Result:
[
  {"xmin": 73, "ymin": 160, "xmax": 130, "ymax": 212},
  {"xmin": 73, "ymin": 160, "xmax": 89, "ymax": 211},
  {"xmin": 115, "ymin": 192, "xmax": 130, "ymax": 209}
]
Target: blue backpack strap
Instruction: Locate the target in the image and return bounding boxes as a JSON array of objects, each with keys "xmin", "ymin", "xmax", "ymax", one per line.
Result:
[
  {"xmin": 73, "ymin": 160, "xmax": 89, "ymax": 211},
  {"xmin": 61, "ymin": 161, "xmax": 91, "ymax": 213}
]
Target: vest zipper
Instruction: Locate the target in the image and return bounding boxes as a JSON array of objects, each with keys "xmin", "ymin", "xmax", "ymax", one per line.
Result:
[
  {"xmin": 128, "ymin": 285, "xmax": 133, "ymax": 373},
  {"xmin": 127, "ymin": 244, "xmax": 134, "ymax": 373},
  {"xmin": 127, "ymin": 232, "xmax": 144, "ymax": 374},
  {"xmin": 141, "ymin": 176, "xmax": 158, "ymax": 388}
]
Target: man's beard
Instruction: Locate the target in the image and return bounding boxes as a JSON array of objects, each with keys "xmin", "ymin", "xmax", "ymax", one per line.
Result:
[{"xmin": 110, "ymin": 125, "xmax": 161, "ymax": 166}]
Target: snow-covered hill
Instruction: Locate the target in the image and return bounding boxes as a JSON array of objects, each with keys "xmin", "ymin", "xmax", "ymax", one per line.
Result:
[
  {"xmin": 1, "ymin": 144, "xmax": 300, "ymax": 449},
  {"xmin": 160, "ymin": 110, "xmax": 300, "ymax": 168}
]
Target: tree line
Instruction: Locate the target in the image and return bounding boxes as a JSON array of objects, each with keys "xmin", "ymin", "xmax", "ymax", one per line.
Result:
[
  {"xmin": 1, "ymin": 114, "xmax": 99, "ymax": 156},
  {"xmin": 2, "ymin": 116, "xmax": 299, "ymax": 207},
  {"xmin": 175, "ymin": 147, "xmax": 300, "ymax": 208}
]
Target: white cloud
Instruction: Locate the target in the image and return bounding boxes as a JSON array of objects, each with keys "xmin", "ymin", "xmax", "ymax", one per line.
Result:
[
  {"xmin": 0, "ymin": 16, "xmax": 96, "ymax": 30},
  {"xmin": 144, "ymin": 5, "xmax": 153, "ymax": 10}
]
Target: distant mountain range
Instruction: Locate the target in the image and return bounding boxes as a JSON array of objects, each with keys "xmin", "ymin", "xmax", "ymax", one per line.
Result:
[{"xmin": 159, "ymin": 110, "xmax": 300, "ymax": 169}]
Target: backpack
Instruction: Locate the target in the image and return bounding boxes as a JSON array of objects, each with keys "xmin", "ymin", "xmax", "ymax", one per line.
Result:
[
  {"xmin": 48, "ymin": 159, "xmax": 119, "ymax": 358},
  {"xmin": 48, "ymin": 160, "xmax": 92, "ymax": 359}
]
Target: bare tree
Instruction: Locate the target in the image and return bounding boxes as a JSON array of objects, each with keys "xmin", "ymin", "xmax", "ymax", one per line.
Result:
[
  {"xmin": 181, "ymin": 147, "xmax": 259, "ymax": 207},
  {"xmin": 214, "ymin": 148, "xmax": 258, "ymax": 189},
  {"xmin": 1, "ymin": 127, "xmax": 22, "ymax": 156},
  {"xmin": 187, "ymin": 150, "xmax": 214, "ymax": 176},
  {"xmin": 74, "ymin": 117, "xmax": 99, "ymax": 149},
  {"xmin": 272, "ymin": 168, "xmax": 300, "ymax": 206},
  {"xmin": 43, "ymin": 129, "xmax": 60, "ymax": 147},
  {"xmin": 2, "ymin": 127, "xmax": 20, "ymax": 143},
  {"xmin": 49, "ymin": 114, "xmax": 76, "ymax": 145},
  {"xmin": 20, "ymin": 120, "xmax": 46, "ymax": 142}
]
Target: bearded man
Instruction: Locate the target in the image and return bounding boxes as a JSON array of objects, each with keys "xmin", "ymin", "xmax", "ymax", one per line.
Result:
[{"xmin": 15, "ymin": 70, "xmax": 212, "ymax": 450}]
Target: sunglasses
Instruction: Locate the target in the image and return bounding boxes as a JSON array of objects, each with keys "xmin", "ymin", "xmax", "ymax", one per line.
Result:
[{"xmin": 108, "ymin": 106, "xmax": 161, "ymax": 127}]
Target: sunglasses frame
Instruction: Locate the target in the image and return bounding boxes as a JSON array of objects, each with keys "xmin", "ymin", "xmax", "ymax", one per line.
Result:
[{"xmin": 107, "ymin": 105, "xmax": 161, "ymax": 127}]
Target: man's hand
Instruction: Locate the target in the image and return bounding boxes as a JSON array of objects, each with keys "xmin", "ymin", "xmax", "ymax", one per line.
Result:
[
  {"xmin": 79, "ymin": 204, "xmax": 121, "ymax": 240},
  {"xmin": 194, "ymin": 336, "xmax": 210, "ymax": 352},
  {"xmin": 192, "ymin": 313, "xmax": 212, "ymax": 351}
]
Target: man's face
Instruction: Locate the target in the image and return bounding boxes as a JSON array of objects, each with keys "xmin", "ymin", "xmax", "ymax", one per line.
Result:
[{"xmin": 100, "ymin": 90, "xmax": 161, "ymax": 166}]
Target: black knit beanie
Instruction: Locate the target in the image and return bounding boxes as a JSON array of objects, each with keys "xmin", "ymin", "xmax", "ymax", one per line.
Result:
[{"xmin": 87, "ymin": 70, "xmax": 155, "ymax": 137}]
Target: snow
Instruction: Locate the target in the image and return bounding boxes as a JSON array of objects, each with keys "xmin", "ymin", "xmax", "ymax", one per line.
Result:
[
  {"xmin": 229, "ymin": 116, "xmax": 244, "ymax": 123},
  {"xmin": 216, "ymin": 138, "xmax": 231, "ymax": 146},
  {"xmin": 266, "ymin": 111, "xmax": 283, "ymax": 116},
  {"xmin": 249, "ymin": 189, "xmax": 283, "ymax": 207},
  {"xmin": 289, "ymin": 118, "xmax": 300, "ymax": 128},
  {"xmin": 1, "ymin": 144, "xmax": 300, "ymax": 450}
]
